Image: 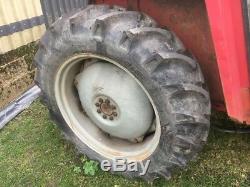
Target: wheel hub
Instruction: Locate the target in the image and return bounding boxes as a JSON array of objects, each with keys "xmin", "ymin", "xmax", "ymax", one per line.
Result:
[
  {"xmin": 75, "ymin": 61, "xmax": 154, "ymax": 140},
  {"xmin": 95, "ymin": 96, "xmax": 118, "ymax": 120}
]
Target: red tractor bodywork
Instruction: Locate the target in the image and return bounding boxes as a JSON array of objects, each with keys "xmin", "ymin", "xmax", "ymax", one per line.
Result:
[
  {"xmin": 94, "ymin": 0, "xmax": 250, "ymax": 125},
  {"xmin": 206, "ymin": 0, "xmax": 250, "ymax": 124}
]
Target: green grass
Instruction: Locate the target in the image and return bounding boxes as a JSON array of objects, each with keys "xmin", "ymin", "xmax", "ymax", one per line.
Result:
[{"xmin": 0, "ymin": 100, "xmax": 249, "ymax": 187}]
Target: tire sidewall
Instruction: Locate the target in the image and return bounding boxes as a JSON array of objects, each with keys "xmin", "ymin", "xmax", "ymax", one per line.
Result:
[{"xmin": 38, "ymin": 32, "xmax": 174, "ymax": 178}]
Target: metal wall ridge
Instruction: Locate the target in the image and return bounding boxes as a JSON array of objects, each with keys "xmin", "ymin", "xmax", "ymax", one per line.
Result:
[
  {"xmin": 40, "ymin": 0, "xmax": 89, "ymax": 27},
  {"xmin": 0, "ymin": 0, "xmax": 89, "ymax": 53},
  {"xmin": 0, "ymin": 16, "xmax": 45, "ymax": 37},
  {"xmin": 0, "ymin": 0, "xmax": 45, "ymax": 53}
]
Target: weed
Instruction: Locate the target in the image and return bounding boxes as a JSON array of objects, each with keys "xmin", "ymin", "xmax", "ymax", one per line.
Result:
[{"xmin": 82, "ymin": 160, "xmax": 99, "ymax": 176}]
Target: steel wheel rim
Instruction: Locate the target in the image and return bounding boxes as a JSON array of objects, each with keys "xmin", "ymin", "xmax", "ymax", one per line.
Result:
[{"xmin": 54, "ymin": 53, "xmax": 161, "ymax": 161}]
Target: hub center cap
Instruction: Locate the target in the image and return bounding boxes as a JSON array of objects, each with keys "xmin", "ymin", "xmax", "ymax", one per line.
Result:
[{"xmin": 75, "ymin": 61, "xmax": 154, "ymax": 140}]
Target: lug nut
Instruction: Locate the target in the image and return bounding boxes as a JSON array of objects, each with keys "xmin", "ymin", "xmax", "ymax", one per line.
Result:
[
  {"xmin": 95, "ymin": 103, "xmax": 100, "ymax": 107},
  {"xmin": 109, "ymin": 116, "xmax": 114, "ymax": 121},
  {"xmin": 113, "ymin": 112, "xmax": 117, "ymax": 117},
  {"xmin": 112, "ymin": 105, "xmax": 116, "ymax": 110},
  {"xmin": 105, "ymin": 99, "xmax": 110, "ymax": 104},
  {"xmin": 99, "ymin": 98, "xmax": 103, "ymax": 103},
  {"xmin": 103, "ymin": 115, "xmax": 107, "ymax": 119},
  {"xmin": 97, "ymin": 109, "xmax": 101, "ymax": 113}
]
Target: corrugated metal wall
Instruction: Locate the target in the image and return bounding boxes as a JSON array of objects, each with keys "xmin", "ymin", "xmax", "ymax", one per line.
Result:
[
  {"xmin": 0, "ymin": 0, "xmax": 46, "ymax": 54},
  {"xmin": 0, "ymin": 0, "xmax": 89, "ymax": 54},
  {"xmin": 0, "ymin": 0, "xmax": 89, "ymax": 109},
  {"xmin": 41, "ymin": 0, "xmax": 89, "ymax": 27}
]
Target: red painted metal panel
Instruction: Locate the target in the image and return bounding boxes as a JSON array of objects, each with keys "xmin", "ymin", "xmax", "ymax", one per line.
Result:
[
  {"xmin": 95, "ymin": 0, "xmax": 127, "ymax": 7},
  {"xmin": 205, "ymin": 0, "xmax": 250, "ymax": 124}
]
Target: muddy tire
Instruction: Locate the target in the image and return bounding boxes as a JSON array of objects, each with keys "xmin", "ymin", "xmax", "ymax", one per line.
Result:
[{"xmin": 34, "ymin": 5, "xmax": 211, "ymax": 181}]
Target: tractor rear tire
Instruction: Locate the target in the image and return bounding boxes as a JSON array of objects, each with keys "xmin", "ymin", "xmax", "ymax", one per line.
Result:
[{"xmin": 34, "ymin": 5, "xmax": 211, "ymax": 181}]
